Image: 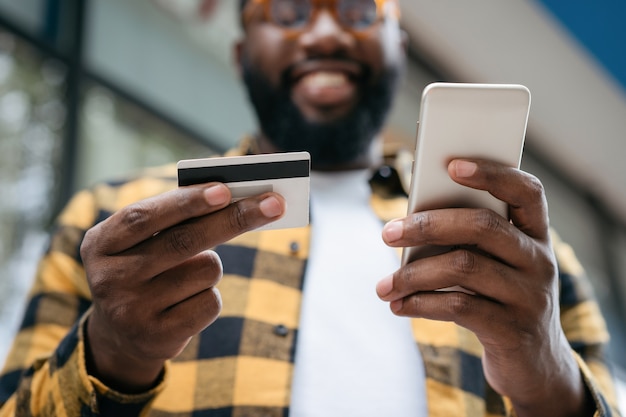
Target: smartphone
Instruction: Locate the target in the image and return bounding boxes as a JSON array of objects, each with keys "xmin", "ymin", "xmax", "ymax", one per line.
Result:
[{"xmin": 401, "ymin": 82, "xmax": 531, "ymax": 265}]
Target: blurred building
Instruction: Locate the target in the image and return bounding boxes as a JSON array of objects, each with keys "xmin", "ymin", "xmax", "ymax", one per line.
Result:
[{"xmin": 0, "ymin": 0, "xmax": 624, "ymax": 407}]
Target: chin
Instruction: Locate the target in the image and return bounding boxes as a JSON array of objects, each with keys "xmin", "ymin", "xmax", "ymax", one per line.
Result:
[{"xmin": 242, "ymin": 59, "xmax": 401, "ymax": 168}]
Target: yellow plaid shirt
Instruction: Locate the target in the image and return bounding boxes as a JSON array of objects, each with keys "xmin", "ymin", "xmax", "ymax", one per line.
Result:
[{"xmin": 0, "ymin": 149, "xmax": 621, "ymax": 416}]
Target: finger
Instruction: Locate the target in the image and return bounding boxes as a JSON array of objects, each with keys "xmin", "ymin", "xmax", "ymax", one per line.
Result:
[
  {"xmin": 124, "ymin": 284, "xmax": 223, "ymax": 361},
  {"xmin": 383, "ymin": 208, "xmax": 535, "ymax": 268},
  {"xmin": 389, "ymin": 291, "xmax": 523, "ymax": 347},
  {"xmin": 121, "ymin": 192, "xmax": 285, "ymax": 279},
  {"xmin": 86, "ymin": 251, "xmax": 225, "ymax": 362},
  {"xmin": 377, "ymin": 249, "xmax": 526, "ymax": 305},
  {"xmin": 153, "ymin": 286, "xmax": 223, "ymax": 358},
  {"xmin": 448, "ymin": 159, "xmax": 549, "ymax": 240},
  {"xmin": 147, "ymin": 250, "xmax": 223, "ymax": 312},
  {"xmin": 88, "ymin": 183, "xmax": 232, "ymax": 255},
  {"xmin": 201, "ymin": 192, "xmax": 286, "ymax": 240}
]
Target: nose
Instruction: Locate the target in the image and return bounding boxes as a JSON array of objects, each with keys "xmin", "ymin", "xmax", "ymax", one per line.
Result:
[{"xmin": 298, "ymin": 10, "xmax": 354, "ymax": 56}]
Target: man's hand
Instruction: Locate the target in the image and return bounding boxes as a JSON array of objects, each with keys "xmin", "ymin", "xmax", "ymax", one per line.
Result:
[
  {"xmin": 80, "ymin": 183, "xmax": 285, "ymax": 393},
  {"xmin": 376, "ymin": 159, "xmax": 594, "ymax": 417}
]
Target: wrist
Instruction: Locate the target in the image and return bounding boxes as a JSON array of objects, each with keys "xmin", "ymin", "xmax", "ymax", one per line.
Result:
[
  {"xmin": 511, "ymin": 342, "xmax": 596, "ymax": 417},
  {"xmin": 85, "ymin": 312, "xmax": 165, "ymax": 394},
  {"xmin": 513, "ymin": 379, "xmax": 595, "ymax": 417}
]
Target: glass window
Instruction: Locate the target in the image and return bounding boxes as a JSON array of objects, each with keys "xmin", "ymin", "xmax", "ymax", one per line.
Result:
[
  {"xmin": 76, "ymin": 82, "xmax": 217, "ymax": 190},
  {"xmin": 84, "ymin": 0, "xmax": 253, "ymax": 152},
  {"xmin": 0, "ymin": 27, "xmax": 67, "ymax": 360},
  {"xmin": 0, "ymin": 0, "xmax": 45, "ymax": 37}
]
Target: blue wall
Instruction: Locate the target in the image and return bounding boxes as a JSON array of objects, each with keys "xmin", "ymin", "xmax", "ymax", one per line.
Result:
[{"xmin": 535, "ymin": 0, "xmax": 626, "ymax": 91}]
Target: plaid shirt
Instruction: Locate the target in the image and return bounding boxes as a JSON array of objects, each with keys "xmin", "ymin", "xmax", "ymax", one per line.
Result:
[{"xmin": 0, "ymin": 148, "xmax": 621, "ymax": 416}]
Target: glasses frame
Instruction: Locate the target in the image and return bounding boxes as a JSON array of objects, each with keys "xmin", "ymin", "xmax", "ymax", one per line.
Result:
[{"xmin": 242, "ymin": 0, "xmax": 400, "ymax": 38}]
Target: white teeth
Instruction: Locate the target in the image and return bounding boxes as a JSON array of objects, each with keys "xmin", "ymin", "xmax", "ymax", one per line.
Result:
[{"xmin": 303, "ymin": 72, "xmax": 348, "ymax": 89}]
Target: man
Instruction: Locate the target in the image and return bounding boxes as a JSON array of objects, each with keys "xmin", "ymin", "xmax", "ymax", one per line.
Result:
[{"xmin": 0, "ymin": 0, "xmax": 620, "ymax": 416}]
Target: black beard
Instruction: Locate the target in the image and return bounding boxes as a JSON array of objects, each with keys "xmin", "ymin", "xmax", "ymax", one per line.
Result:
[{"xmin": 241, "ymin": 57, "xmax": 400, "ymax": 169}]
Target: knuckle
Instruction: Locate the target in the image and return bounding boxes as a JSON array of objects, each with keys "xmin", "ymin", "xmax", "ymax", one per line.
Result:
[
  {"xmin": 120, "ymin": 202, "xmax": 155, "ymax": 234},
  {"xmin": 80, "ymin": 227, "xmax": 97, "ymax": 259},
  {"xmin": 228, "ymin": 202, "xmax": 253, "ymax": 232},
  {"xmin": 88, "ymin": 263, "xmax": 136, "ymax": 299},
  {"xmin": 535, "ymin": 246, "xmax": 558, "ymax": 281},
  {"xmin": 195, "ymin": 290, "xmax": 223, "ymax": 330},
  {"xmin": 447, "ymin": 293, "xmax": 474, "ymax": 316},
  {"xmin": 166, "ymin": 227, "xmax": 196, "ymax": 256},
  {"xmin": 200, "ymin": 250, "xmax": 224, "ymax": 279},
  {"xmin": 208, "ymin": 251, "xmax": 224, "ymax": 276},
  {"xmin": 404, "ymin": 295, "xmax": 420, "ymax": 314},
  {"xmin": 199, "ymin": 289, "xmax": 223, "ymax": 321},
  {"xmin": 88, "ymin": 275, "xmax": 112, "ymax": 300},
  {"xmin": 411, "ymin": 213, "xmax": 436, "ymax": 243},
  {"xmin": 391, "ymin": 269, "xmax": 408, "ymax": 292},
  {"xmin": 526, "ymin": 174, "xmax": 545, "ymax": 200},
  {"xmin": 210, "ymin": 287, "xmax": 223, "ymax": 313},
  {"xmin": 474, "ymin": 209, "xmax": 502, "ymax": 235},
  {"xmin": 450, "ymin": 249, "xmax": 477, "ymax": 275}
]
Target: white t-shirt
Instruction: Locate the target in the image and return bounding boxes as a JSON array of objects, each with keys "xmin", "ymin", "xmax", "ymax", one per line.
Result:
[{"xmin": 289, "ymin": 170, "xmax": 428, "ymax": 417}]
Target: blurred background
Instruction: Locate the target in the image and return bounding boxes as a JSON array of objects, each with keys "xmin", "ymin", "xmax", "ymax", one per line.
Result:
[{"xmin": 0, "ymin": 0, "xmax": 624, "ymax": 408}]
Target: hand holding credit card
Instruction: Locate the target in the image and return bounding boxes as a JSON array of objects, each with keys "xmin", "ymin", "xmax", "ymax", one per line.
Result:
[{"xmin": 177, "ymin": 152, "xmax": 311, "ymax": 231}]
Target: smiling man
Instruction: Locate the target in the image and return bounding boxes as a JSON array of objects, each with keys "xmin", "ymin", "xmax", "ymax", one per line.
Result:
[
  {"xmin": 238, "ymin": 0, "xmax": 404, "ymax": 169},
  {"xmin": 0, "ymin": 1, "xmax": 621, "ymax": 416}
]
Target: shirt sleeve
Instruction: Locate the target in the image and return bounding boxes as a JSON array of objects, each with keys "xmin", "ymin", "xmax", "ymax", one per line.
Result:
[
  {"xmin": 551, "ymin": 230, "xmax": 622, "ymax": 417},
  {"xmin": 0, "ymin": 188, "xmax": 167, "ymax": 416}
]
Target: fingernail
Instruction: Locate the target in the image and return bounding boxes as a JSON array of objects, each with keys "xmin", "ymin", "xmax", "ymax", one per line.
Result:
[
  {"xmin": 376, "ymin": 275, "xmax": 394, "ymax": 298},
  {"xmin": 204, "ymin": 185, "xmax": 230, "ymax": 206},
  {"xmin": 260, "ymin": 196, "xmax": 283, "ymax": 218},
  {"xmin": 390, "ymin": 299, "xmax": 403, "ymax": 313},
  {"xmin": 453, "ymin": 160, "xmax": 478, "ymax": 178},
  {"xmin": 383, "ymin": 220, "xmax": 403, "ymax": 242}
]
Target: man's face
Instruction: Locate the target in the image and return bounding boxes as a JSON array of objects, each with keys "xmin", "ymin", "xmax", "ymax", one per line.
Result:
[{"xmin": 237, "ymin": 0, "xmax": 406, "ymax": 169}]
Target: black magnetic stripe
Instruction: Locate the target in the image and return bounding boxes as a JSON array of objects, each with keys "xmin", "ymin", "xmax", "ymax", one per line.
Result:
[{"xmin": 178, "ymin": 159, "xmax": 309, "ymax": 186}]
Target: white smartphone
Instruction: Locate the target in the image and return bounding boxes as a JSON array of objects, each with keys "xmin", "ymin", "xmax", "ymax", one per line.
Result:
[{"xmin": 401, "ymin": 82, "xmax": 531, "ymax": 265}]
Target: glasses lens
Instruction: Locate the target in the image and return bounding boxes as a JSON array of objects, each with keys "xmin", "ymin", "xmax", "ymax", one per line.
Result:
[
  {"xmin": 338, "ymin": 0, "xmax": 379, "ymax": 29},
  {"xmin": 270, "ymin": 0, "xmax": 312, "ymax": 29}
]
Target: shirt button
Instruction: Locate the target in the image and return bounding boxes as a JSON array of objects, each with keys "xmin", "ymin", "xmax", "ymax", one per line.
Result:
[
  {"xmin": 273, "ymin": 324, "xmax": 289, "ymax": 337},
  {"xmin": 289, "ymin": 241, "xmax": 299, "ymax": 255},
  {"xmin": 378, "ymin": 165, "xmax": 393, "ymax": 178}
]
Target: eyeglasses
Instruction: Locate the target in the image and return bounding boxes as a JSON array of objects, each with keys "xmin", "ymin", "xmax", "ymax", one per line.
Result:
[{"xmin": 243, "ymin": 0, "xmax": 399, "ymax": 35}]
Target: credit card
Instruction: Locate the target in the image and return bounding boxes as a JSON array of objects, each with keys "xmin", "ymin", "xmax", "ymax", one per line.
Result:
[{"xmin": 177, "ymin": 152, "xmax": 310, "ymax": 230}]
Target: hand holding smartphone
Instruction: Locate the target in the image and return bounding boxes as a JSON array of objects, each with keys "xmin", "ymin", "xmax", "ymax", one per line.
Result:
[{"xmin": 401, "ymin": 82, "xmax": 531, "ymax": 266}]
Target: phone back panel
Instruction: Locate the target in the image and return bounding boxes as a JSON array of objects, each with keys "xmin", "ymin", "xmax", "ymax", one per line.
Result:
[
  {"xmin": 402, "ymin": 83, "xmax": 531, "ymax": 265},
  {"xmin": 409, "ymin": 82, "xmax": 531, "ymax": 217}
]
